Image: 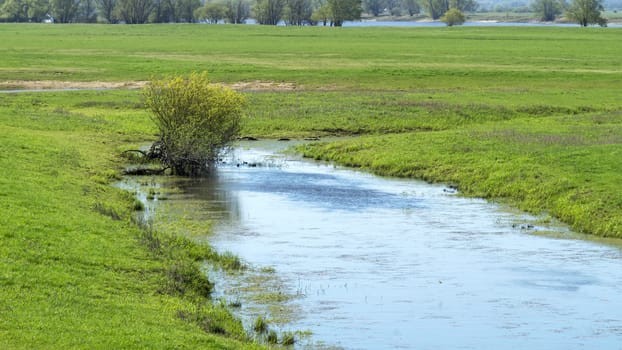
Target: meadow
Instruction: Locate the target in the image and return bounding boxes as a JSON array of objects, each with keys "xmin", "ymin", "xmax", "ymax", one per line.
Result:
[{"xmin": 1, "ymin": 23, "xmax": 621, "ymax": 347}]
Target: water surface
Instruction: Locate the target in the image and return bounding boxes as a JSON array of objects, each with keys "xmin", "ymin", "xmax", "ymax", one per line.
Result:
[{"xmin": 130, "ymin": 141, "xmax": 622, "ymax": 350}]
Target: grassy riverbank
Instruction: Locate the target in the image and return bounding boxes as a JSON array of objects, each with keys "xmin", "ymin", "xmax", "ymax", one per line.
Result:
[
  {"xmin": 0, "ymin": 90, "xmax": 264, "ymax": 348},
  {"xmin": 245, "ymin": 90, "xmax": 622, "ymax": 238},
  {"xmin": 297, "ymin": 111, "xmax": 622, "ymax": 237},
  {"xmin": 1, "ymin": 23, "xmax": 622, "ymax": 347}
]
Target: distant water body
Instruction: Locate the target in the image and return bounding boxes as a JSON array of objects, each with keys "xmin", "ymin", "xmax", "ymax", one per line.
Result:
[
  {"xmin": 242, "ymin": 18, "xmax": 621, "ymax": 27},
  {"xmin": 342, "ymin": 20, "xmax": 622, "ymax": 27}
]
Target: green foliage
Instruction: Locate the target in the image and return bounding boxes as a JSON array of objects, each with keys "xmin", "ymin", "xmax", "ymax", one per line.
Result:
[
  {"xmin": 144, "ymin": 72, "xmax": 245, "ymax": 176},
  {"xmin": 531, "ymin": 0, "xmax": 563, "ymax": 21},
  {"xmin": 0, "ymin": 0, "xmax": 49, "ymax": 21},
  {"xmin": 441, "ymin": 7, "xmax": 465, "ymax": 25},
  {"xmin": 419, "ymin": 0, "xmax": 448, "ymax": 19},
  {"xmin": 253, "ymin": 315, "xmax": 269, "ymax": 333},
  {"xmin": 2, "ymin": 25, "xmax": 622, "ymax": 91},
  {"xmin": 217, "ymin": 251, "xmax": 244, "ymax": 270},
  {"xmin": 224, "ymin": 0, "xmax": 250, "ymax": 23},
  {"xmin": 297, "ymin": 112, "xmax": 622, "ymax": 237},
  {"xmin": 116, "ymin": 0, "xmax": 152, "ymax": 23},
  {"xmin": 402, "ymin": 0, "xmax": 420, "ymax": 15},
  {"xmin": 165, "ymin": 261, "xmax": 214, "ymax": 297},
  {"xmin": 1, "ymin": 26, "xmax": 622, "ymax": 350},
  {"xmin": 327, "ymin": 0, "xmax": 362, "ymax": 25},
  {"xmin": 254, "ymin": 0, "xmax": 285, "ymax": 24},
  {"xmin": 194, "ymin": 1, "xmax": 227, "ymax": 23},
  {"xmin": 1, "ymin": 24, "xmax": 622, "ymax": 241},
  {"xmin": 97, "ymin": 0, "xmax": 118, "ymax": 23},
  {"xmin": 267, "ymin": 330, "xmax": 279, "ymax": 343},
  {"xmin": 310, "ymin": 3, "xmax": 331, "ymax": 23},
  {"xmin": 0, "ymin": 91, "xmax": 263, "ymax": 349},
  {"xmin": 450, "ymin": 0, "xmax": 477, "ymax": 11},
  {"xmin": 281, "ymin": 331, "xmax": 295, "ymax": 345},
  {"xmin": 284, "ymin": 0, "xmax": 312, "ymax": 25},
  {"xmin": 241, "ymin": 91, "xmax": 612, "ymax": 138},
  {"xmin": 50, "ymin": 0, "xmax": 80, "ymax": 22},
  {"xmin": 364, "ymin": 0, "xmax": 384, "ymax": 16},
  {"xmin": 566, "ymin": 0, "xmax": 607, "ymax": 26}
]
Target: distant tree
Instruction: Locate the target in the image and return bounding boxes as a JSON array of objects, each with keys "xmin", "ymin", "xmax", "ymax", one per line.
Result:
[
  {"xmin": 327, "ymin": 0, "xmax": 361, "ymax": 26},
  {"xmin": 284, "ymin": 0, "xmax": 312, "ymax": 24},
  {"xmin": 1, "ymin": 0, "xmax": 49, "ymax": 22},
  {"xmin": 144, "ymin": 72, "xmax": 245, "ymax": 177},
  {"xmin": 531, "ymin": 0, "xmax": 563, "ymax": 21},
  {"xmin": 194, "ymin": 1, "xmax": 227, "ymax": 22},
  {"xmin": 385, "ymin": 0, "xmax": 401, "ymax": 14},
  {"xmin": 151, "ymin": 0, "xmax": 175, "ymax": 22},
  {"xmin": 77, "ymin": 0, "xmax": 98, "ymax": 21},
  {"xmin": 117, "ymin": 0, "xmax": 152, "ymax": 22},
  {"xmin": 363, "ymin": 0, "xmax": 384, "ymax": 16},
  {"xmin": 30, "ymin": 0, "xmax": 50, "ymax": 21},
  {"xmin": 177, "ymin": 0, "xmax": 200, "ymax": 21},
  {"xmin": 566, "ymin": 0, "xmax": 606, "ymax": 26},
  {"xmin": 0, "ymin": 0, "xmax": 28, "ymax": 21},
  {"xmin": 401, "ymin": 0, "xmax": 420, "ymax": 15},
  {"xmin": 419, "ymin": 0, "xmax": 447, "ymax": 19},
  {"xmin": 440, "ymin": 6, "xmax": 464, "ymax": 24},
  {"xmin": 224, "ymin": 0, "xmax": 249, "ymax": 23},
  {"xmin": 254, "ymin": 0, "xmax": 285, "ymax": 24},
  {"xmin": 450, "ymin": 0, "xmax": 475, "ymax": 11},
  {"xmin": 420, "ymin": 0, "xmax": 472, "ymax": 19},
  {"xmin": 51, "ymin": 0, "xmax": 81, "ymax": 22},
  {"xmin": 310, "ymin": 2, "xmax": 330, "ymax": 24},
  {"xmin": 97, "ymin": 0, "xmax": 118, "ymax": 22}
]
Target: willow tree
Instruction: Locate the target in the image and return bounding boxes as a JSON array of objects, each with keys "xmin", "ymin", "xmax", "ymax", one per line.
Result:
[
  {"xmin": 50, "ymin": 0, "xmax": 80, "ymax": 22},
  {"xmin": 254, "ymin": 0, "xmax": 285, "ymax": 24},
  {"xmin": 566, "ymin": 0, "xmax": 607, "ymax": 26},
  {"xmin": 531, "ymin": 0, "xmax": 563, "ymax": 21},
  {"xmin": 117, "ymin": 0, "xmax": 152, "ymax": 23},
  {"xmin": 144, "ymin": 72, "xmax": 245, "ymax": 176},
  {"xmin": 441, "ymin": 7, "xmax": 464, "ymax": 25},
  {"xmin": 327, "ymin": 0, "xmax": 362, "ymax": 26},
  {"xmin": 224, "ymin": 0, "xmax": 250, "ymax": 23}
]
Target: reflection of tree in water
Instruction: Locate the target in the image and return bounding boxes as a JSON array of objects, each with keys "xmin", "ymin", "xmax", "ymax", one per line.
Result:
[{"xmin": 170, "ymin": 170, "xmax": 243, "ymax": 225}]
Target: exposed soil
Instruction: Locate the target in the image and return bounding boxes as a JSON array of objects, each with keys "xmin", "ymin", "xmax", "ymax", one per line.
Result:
[
  {"xmin": 0, "ymin": 80, "xmax": 299, "ymax": 92},
  {"xmin": 0, "ymin": 80, "xmax": 149, "ymax": 90},
  {"xmin": 229, "ymin": 81, "xmax": 298, "ymax": 91}
]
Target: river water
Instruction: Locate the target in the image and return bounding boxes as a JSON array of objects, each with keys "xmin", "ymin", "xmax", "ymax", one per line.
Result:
[{"xmin": 127, "ymin": 141, "xmax": 622, "ymax": 350}]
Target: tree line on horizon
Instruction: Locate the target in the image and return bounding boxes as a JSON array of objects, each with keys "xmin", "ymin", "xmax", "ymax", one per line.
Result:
[{"xmin": 0, "ymin": 0, "xmax": 608, "ymax": 25}]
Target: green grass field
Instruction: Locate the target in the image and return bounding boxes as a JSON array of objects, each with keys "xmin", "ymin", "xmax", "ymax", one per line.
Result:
[
  {"xmin": 1, "ymin": 23, "xmax": 622, "ymax": 348},
  {"xmin": 0, "ymin": 90, "xmax": 267, "ymax": 349}
]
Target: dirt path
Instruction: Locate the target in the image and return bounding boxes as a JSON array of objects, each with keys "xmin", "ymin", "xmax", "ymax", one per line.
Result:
[{"xmin": 0, "ymin": 80, "xmax": 299, "ymax": 92}]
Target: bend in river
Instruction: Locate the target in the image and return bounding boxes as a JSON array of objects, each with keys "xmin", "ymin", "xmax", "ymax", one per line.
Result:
[{"xmin": 121, "ymin": 141, "xmax": 622, "ymax": 350}]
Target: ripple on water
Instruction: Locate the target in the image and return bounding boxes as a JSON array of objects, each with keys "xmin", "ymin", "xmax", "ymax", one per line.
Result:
[{"xmin": 131, "ymin": 143, "xmax": 622, "ymax": 350}]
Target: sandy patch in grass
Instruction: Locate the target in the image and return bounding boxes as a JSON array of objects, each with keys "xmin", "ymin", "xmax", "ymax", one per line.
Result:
[
  {"xmin": 0, "ymin": 80, "xmax": 299, "ymax": 92},
  {"xmin": 228, "ymin": 81, "xmax": 297, "ymax": 91},
  {"xmin": 0, "ymin": 80, "xmax": 149, "ymax": 90}
]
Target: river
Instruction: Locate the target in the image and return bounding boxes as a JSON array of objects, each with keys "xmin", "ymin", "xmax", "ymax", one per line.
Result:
[
  {"xmin": 124, "ymin": 141, "xmax": 622, "ymax": 350},
  {"xmin": 239, "ymin": 18, "xmax": 622, "ymax": 27}
]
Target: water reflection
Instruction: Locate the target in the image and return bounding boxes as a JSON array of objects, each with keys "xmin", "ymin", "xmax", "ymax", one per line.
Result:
[
  {"xmin": 201, "ymin": 168, "xmax": 423, "ymax": 212},
  {"xmin": 128, "ymin": 141, "xmax": 622, "ymax": 350},
  {"xmin": 175, "ymin": 175, "xmax": 244, "ymax": 223}
]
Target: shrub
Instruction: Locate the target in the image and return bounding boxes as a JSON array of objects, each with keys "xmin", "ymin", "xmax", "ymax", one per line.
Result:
[
  {"xmin": 144, "ymin": 72, "xmax": 245, "ymax": 176},
  {"xmin": 441, "ymin": 8, "xmax": 466, "ymax": 26}
]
